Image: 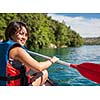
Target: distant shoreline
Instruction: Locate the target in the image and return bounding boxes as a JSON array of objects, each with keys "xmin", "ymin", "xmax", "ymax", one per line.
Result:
[{"xmin": 83, "ymin": 37, "xmax": 100, "ymax": 45}]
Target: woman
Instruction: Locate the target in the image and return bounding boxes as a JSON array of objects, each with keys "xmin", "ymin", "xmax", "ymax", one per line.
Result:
[{"xmin": 0, "ymin": 21, "xmax": 59, "ymax": 86}]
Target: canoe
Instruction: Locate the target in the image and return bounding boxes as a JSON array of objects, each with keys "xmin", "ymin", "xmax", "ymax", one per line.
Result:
[
  {"xmin": 44, "ymin": 78, "xmax": 57, "ymax": 86},
  {"xmin": 28, "ymin": 70, "xmax": 57, "ymax": 86}
]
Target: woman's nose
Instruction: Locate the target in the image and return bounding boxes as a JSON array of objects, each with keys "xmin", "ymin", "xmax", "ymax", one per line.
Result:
[{"xmin": 22, "ymin": 34, "xmax": 28, "ymax": 40}]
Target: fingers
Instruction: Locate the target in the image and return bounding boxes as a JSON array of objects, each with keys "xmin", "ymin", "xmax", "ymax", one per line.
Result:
[{"xmin": 50, "ymin": 56, "xmax": 59, "ymax": 63}]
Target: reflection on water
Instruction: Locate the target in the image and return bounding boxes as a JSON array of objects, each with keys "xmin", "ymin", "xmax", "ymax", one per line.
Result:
[{"xmin": 34, "ymin": 45, "xmax": 100, "ymax": 86}]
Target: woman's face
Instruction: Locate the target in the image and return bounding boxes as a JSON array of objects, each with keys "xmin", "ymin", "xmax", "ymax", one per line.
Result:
[{"xmin": 11, "ymin": 26, "xmax": 28, "ymax": 46}]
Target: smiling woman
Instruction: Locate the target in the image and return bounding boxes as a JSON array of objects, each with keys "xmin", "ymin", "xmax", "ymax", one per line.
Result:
[
  {"xmin": 5, "ymin": 21, "xmax": 29, "ymax": 45},
  {"xmin": 0, "ymin": 21, "xmax": 59, "ymax": 86},
  {"xmin": 10, "ymin": 26, "xmax": 28, "ymax": 46}
]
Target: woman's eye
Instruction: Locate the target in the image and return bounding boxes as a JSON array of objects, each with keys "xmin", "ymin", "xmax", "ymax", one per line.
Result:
[
  {"xmin": 18, "ymin": 32, "xmax": 28, "ymax": 37},
  {"xmin": 19, "ymin": 32, "xmax": 24, "ymax": 35}
]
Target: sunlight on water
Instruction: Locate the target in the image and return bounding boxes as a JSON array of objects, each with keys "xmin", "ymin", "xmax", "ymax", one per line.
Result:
[{"xmin": 34, "ymin": 45, "xmax": 100, "ymax": 86}]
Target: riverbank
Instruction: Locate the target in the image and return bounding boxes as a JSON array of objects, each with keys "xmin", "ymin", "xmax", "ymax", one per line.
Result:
[{"xmin": 83, "ymin": 37, "xmax": 100, "ymax": 45}]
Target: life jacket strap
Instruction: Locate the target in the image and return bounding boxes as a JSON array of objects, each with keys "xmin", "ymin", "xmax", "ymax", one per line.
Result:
[
  {"xmin": 0, "ymin": 74, "xmax": 21, "ymax": 81},
  {"xmin": 30, "ymin": 72, "xmax": 43, "ymax": 83}
]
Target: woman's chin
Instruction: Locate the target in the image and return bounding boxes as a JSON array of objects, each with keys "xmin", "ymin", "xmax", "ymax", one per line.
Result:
[
  {"xmin": 18, "ymin": 42, "xmax": 25, "ymax": 46},
  {"xmin": 21, "ymin": 43, "xmax": 25, "ymax": 46}
]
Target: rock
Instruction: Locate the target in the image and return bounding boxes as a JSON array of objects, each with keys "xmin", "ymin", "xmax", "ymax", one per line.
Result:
[{"xmin": 49, "ymin": 43, "xmax": 57, "ymax": 48}]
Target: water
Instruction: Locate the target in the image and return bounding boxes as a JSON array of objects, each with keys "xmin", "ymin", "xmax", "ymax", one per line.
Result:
[{"xmin": 33, "ymin": 45, "xmax": 100, "ymax": 86}]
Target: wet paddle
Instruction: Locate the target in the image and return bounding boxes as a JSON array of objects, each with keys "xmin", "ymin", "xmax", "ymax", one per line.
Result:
[{"xmin": 28, "ymin": 50, "xmax": 100, "ymax": 84}]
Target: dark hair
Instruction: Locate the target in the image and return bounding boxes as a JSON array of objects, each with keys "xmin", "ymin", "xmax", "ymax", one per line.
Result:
[{"xmin": 5, "ymin": 21, "xmax": 29, "ymax": 41}]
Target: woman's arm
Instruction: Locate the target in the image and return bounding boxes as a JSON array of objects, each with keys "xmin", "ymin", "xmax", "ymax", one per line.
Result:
[{"xmin": 9, "ymin": 47, "xmax": 59, "ymax": 72}]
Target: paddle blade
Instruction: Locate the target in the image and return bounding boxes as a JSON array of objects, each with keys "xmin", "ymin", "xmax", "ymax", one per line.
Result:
[{"xmin": 70, "ymin": 63, "xmax": 100, "ymax": 84}]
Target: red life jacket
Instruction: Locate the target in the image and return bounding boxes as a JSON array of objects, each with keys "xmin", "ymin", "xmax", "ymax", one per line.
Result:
[
  {"xmin": 6, "ymin": 63, "xmax": 31, "ymax": 86},
  {"xmin": 0, "ymin": 40, "xmax": 31, "ymax": 86}
]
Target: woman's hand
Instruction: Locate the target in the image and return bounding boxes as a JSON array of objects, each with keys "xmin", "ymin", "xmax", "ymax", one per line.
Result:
[{"xmin": 49, "ymin": 56, "xmax": 59, "ymax": 64}]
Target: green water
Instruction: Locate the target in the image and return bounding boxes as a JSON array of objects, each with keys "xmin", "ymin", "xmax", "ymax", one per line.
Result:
[{"xmin": 33, "ymin": 45, "xmax": 100, "ymax": 86}]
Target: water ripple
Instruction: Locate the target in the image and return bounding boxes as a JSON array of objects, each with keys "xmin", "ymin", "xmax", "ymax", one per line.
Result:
[{"xmin": 35, "ymin": 45, "xmax": 100, "ymax": 86}]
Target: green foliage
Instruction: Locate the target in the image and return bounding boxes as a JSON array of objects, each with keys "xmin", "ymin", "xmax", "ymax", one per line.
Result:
[
  {"xmin": 54, "ymin": 22, "xmax": 70, "ymax": 47},
  {"xmin": 0, "ymin": 13, "xmax": 84, "ymax": 49}
]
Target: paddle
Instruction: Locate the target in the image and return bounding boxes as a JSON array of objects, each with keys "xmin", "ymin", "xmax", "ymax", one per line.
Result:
[{"xmin": 28, "ymin": 50, "xmax": 100, "ymax": 84}]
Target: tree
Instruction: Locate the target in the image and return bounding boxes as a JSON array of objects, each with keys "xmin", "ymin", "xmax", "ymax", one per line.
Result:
[{"xmin": 0, "ymin": 13, "xmax": 84, "ymax": 49}]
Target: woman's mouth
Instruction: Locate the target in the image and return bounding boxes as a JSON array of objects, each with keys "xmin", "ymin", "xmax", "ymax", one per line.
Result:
[{"xmin": 20, "ymin": 40, "xmax": 26, "ymax": 45}]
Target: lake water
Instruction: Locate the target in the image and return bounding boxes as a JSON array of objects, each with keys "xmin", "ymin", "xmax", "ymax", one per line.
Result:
[{"xmin": 34, "ymin": 45, "xmax": 100, "ymax": 86}]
